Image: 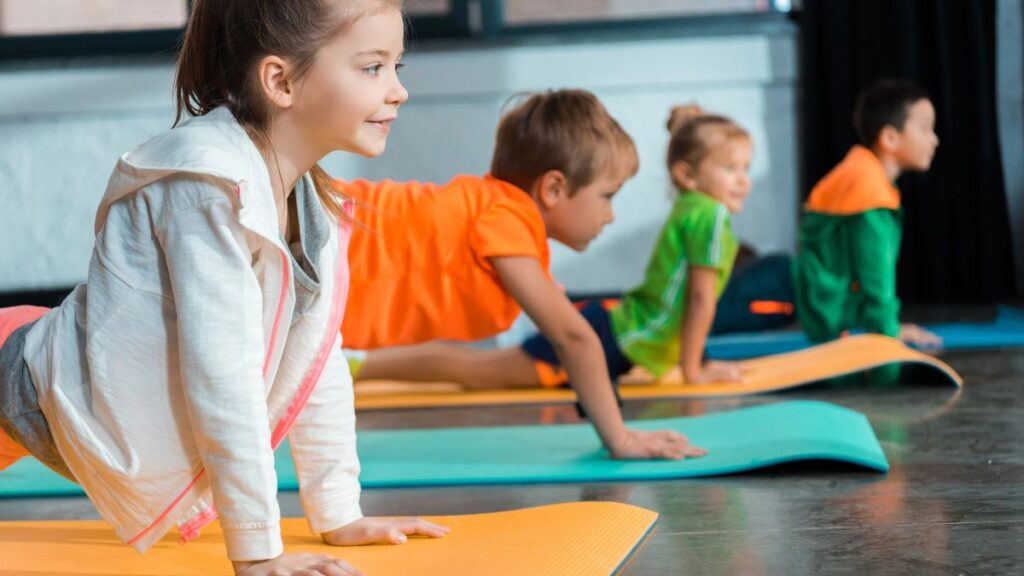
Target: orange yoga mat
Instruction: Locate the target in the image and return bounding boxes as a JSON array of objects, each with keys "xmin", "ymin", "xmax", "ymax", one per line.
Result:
[
  {"xmin": 0, "ymin": 501, "xmax": 656, "ymax": 576},
  {"xmin": 354, "ymin": 334, "xmax": 962, "ymax": 410}
]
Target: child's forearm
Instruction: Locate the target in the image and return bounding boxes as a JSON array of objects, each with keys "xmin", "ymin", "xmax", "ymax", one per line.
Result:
[
  {"xmin": 487, "ymin": 257, "xmax": 629, "ymax": 452},
  {"xmin": 680, "ymin": 293, "xmax": 716, "ymax": 379},
  {"xmin": 557, "ymin": 335, "xmax": 629, "ymax": 451}
]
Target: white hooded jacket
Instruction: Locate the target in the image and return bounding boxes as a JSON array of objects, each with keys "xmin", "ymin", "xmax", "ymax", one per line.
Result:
[{"xmin": 22, "ymin": 107, "xmax": 361, "ymax": 561}]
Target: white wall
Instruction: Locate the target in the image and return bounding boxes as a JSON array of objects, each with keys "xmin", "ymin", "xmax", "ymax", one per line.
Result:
[
  {"xmin": 0, "ymin": 30, "xmax": 799, "ymax": 294},
  {"xmin": 997, "ymin": 0, "xmax": 1024, "ymax": 294}
]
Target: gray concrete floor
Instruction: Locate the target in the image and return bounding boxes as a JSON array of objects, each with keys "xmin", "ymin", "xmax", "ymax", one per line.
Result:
[{"xmin": 3, "ymin": 335, "xmax": 1022, "ymax": 574}]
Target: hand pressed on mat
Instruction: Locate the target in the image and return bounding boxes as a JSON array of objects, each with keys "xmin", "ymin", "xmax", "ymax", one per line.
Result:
[
  {"xmin": 322, "ymin": 516, "xmax": 451, "ymax": 546},
  {"xmin": 232, "ymin": 517, "xmax": 449, "ymax": 575},
  {"xmin": 899, "ymin": 323, "xmax": 943, "ymax": 349},
  {"xmin": 608, "ymin": 428, "xmax": 708, "ymax": 460},
  {"xmin": 685, "ymin": 360, "xmax": 749, "ymax": 384}
]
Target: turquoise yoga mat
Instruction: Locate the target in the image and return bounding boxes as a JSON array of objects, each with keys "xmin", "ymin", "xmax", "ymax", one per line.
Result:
[
  {"xmin": 707, "ymin": 305, "xmax": 1024, "ymax": 360},
  {"xmin": 0, "ymin": 401, "xmax": 886, "ymax": 498}
]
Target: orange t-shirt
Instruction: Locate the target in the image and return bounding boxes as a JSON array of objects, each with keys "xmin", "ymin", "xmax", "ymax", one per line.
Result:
[{"xmin": 340, "ymin": 174, "xmax": 550, "ymax": 350}]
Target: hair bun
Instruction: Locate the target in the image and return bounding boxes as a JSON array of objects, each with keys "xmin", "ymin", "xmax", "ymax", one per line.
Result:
[{"xmin": 667, "ymin": 104, "xmax": 704, "ymax": 133}]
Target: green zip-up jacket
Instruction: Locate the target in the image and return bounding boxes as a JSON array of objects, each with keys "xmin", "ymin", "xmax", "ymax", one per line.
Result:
[{"xmin": 794, "ymin": 146, "xmax": 903, "ymax": 342}]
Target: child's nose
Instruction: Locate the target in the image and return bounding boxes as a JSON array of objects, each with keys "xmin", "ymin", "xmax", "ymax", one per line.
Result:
[{"xmin": 389, "ymin": 78, "xmax": 409, "ymax": 106}]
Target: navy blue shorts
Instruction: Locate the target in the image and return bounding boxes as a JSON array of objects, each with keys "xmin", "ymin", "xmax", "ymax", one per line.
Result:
[
  {"xmin": 520, "ymin": 300, "xmax": 634, "ymax": 388},
  {"xmin": 712, "ymin": 254, "xmax": 796, "ymax": 334}
]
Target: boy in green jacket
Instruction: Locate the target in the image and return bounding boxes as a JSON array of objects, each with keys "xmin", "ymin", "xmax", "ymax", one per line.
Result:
[{"xmin": 795, "ymin": 79, "xmax": 942, "ymax": 346}]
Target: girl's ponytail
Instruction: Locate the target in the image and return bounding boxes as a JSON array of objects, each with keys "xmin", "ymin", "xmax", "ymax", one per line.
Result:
[{"xmin": 175, "ymin": 0, "xmax": 233, "ymax": 126}]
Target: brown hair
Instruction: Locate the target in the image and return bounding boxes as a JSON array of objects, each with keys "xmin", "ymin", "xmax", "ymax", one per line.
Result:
[
  {"xmin": 174, "ymin": 0, "xmax": 403, "ymax": 221},
  {"xmin": 666, "ymin": 104, "xmax": 749, "ymax": 190},
  {"xmin": 490, "ymin": 89, "xmax": 639, "ymax": 194}
]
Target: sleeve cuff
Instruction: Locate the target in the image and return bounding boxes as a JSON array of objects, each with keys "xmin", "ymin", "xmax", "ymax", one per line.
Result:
[
  {"xmin": 881, "ymin": 322, "xmax": 901, "ymax": 338},
  {"xmin": 305, "ymin": 495, "xmax": 364, "ymax": 535},
  {"xmin": 222, "ymin": 522, "xmax": 284, "ymax": 562}
]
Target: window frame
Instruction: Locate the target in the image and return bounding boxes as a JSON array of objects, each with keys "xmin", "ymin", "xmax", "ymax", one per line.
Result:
[
  {"xmin": 477, "ymin": 0, "xmax": 795, "ymax": 38},
  {"xmin": 0, "ymin": 0, "xmax": 474, "ymax": 60},
  {"xmin": 0, "ymin": 0, "xmax": 794, "ymax": 60}
]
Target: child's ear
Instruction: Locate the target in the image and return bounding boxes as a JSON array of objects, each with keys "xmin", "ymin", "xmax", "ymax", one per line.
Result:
[
  {"xmin": 258, "ymin": 55, "xmax": 296, "ymax": 110},
  {"xmin": 670, "ymin": 161, "xmax": 698, "ymax": 190},
  {"xmin": 532, "ymin": 170, "xmax": 569, "ymax": 209},
  {"xmin": 877, "ymin": 125, "xmax": 901, "ymax": 154}
]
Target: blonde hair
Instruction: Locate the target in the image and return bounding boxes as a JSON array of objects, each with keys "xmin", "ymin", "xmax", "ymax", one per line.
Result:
[
  {"xmin": 666, "ymin": 104, "xmax": 749, "ymax": 190},
  {"xmin": 175, "ymin": 0, "xmax": 404, "ymax": 222}
]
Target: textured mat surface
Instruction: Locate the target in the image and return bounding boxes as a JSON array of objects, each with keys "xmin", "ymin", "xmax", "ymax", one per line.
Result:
[{"xmin": 0, "ymin": 501, "xmax": 658, "ymax": 576}]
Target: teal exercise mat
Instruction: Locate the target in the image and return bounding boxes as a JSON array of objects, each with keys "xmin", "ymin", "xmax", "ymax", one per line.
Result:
[
  {"xmin": 308, "ymin": 400, "xmax": 889, "ymax": 487},
  {"xmin": 708, "ymin": 305, "xmax": 1024, "ymax": 360},
  {"xmin": 0, "ymin": 401, "xmax": 886, "ymax": 497},
  {"xmin": 0, "ymin": 459, "xmax": 79, "ymax": 497}
]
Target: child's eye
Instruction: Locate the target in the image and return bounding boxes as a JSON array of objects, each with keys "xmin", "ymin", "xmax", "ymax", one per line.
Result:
[
  {"xmin": 395, "ymin": 62, "xmax": 405, "ymax": 75},
  {"xmin": 363, "ymin": 64, "xmax": 382, "ymax": 76}
]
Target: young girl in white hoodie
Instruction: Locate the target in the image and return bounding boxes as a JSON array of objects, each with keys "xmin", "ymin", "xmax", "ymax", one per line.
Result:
[{"xmin": 0, "ymin": 1, "xmax": 448, "ymax": 575}]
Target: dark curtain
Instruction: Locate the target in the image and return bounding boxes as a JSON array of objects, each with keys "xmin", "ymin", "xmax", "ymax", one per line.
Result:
[
  {"xmin": 800, "ymin": 0, "xmax": 1017, "ymax": 302},
  {"xmin": 0, "ymin": 289, "xmax": 72, "ymax": 309}
]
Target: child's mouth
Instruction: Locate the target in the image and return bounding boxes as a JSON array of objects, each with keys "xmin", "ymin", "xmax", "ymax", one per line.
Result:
[{"xmin": 366, "ymin": 117, "xmax": 396, "ymax": 133}]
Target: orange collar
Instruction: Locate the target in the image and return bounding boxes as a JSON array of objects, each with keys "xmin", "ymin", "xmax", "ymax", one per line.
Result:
[{"xmin": 805, "ymin": 145, "xmax": 900, "ymax": 215}]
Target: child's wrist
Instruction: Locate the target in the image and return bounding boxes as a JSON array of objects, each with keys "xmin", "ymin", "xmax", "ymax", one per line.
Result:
[
  {"xmin": 681, "ymin": 362, "xmax": 702, "ymax": 380},
  {"xmin": 600, "ymin": 424, "xmax": 630, "ymax": 453},
  {"xmin": 232, "ymin": 557, "xmax": 283, "ymax": 575},
  {"xmin": 232, "ymin": 559, "xmax": 260, "ymax": 575}
]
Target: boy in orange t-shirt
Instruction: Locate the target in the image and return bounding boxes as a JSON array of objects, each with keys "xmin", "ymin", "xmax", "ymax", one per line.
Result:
[{"xmin": 341, "ymin": 90, "xmax": 704, "ymax": 461}]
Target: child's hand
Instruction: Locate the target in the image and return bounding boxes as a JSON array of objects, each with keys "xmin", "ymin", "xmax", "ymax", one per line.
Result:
[
  {"xmin": 609, "ymin": 428, "xmax": 708, "ymax": 460},
  {"xmin": 899, "ymin": 323, "xmax": 943, "ymax": 349},
  {"xmin": 322, "ymin": 516, "xmax": 451, "ymax": 546},
  {"xmin": 685, "ymin": 360, "xmax": 746, "ymax": 384},
  {"xmin": 233, "ymin": 553, "xmax": 363, "ymax": 576}
]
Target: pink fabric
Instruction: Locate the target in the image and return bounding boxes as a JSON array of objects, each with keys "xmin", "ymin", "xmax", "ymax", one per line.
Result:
[
  {"xmin": 0, "ymin": 306, "xmax": 49, "ymax": 470},
  {"xmin": 0, "ymin": 306, "xmax": 46, "ymax": 345}
]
